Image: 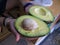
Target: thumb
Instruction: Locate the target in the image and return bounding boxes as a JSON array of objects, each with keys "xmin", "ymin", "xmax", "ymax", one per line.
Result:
[
  {"xmin": 15, "ymin": 33, "xmax": 20, "ymax": 42},
  {"xmin": 9, "ymin": 20, "xmax": 21, "ymax": 42}
]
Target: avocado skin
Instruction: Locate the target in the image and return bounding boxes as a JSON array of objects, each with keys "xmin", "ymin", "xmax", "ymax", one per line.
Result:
[
  {"xmin": 29, "ymin": 6, "xmax": 54, "ymax": 24},
  {"xmin": 29, "ymin": 13, "xmax": 54, "ymax": 24},
  {"xmin": 15, "ymin": 28, "xmax": 50, "ymax": 38},
  {"xmin": 15, "ymin": 15, "xmax": 50, "ymax": 37}
]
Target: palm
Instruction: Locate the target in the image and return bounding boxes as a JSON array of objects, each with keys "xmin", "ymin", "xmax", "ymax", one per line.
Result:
[{"xmin": 8, "ymin": 19, "xmax": 20, "ymax": 42}]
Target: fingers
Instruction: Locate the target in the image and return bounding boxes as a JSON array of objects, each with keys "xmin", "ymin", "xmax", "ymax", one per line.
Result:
[
  {"xmin": 15, "ymin": 33, "xmax": 20, "ymax": 42},
  {"xmin": 9, "ymin": 20, "xmax": 20, "ymax": 42}
]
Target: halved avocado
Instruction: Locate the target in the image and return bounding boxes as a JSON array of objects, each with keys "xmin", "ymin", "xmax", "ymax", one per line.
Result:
[
  {"xmin": 29, "ymin": 6, "xmax": 54, "ymax": 23},
  {"xmin": 15, "ymin": 15, "xmax": 50, "ymax": 37}
]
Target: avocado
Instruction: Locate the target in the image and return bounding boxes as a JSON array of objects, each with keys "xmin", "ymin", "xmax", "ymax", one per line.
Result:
[
  {"xmin": 29, "ymin": 6, "xmax": 54, "ymax": 23},
  {"xmin": 15, "ymin": 15, "xmax": 50, "ymax": 37}
]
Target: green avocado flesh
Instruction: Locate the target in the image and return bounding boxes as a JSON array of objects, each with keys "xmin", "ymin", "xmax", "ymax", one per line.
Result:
[
  {"xmin": 15, "ymin": 15, "xmax": 50, "ymax": 37},
  {"xmin": 29, "ymin": 6, "xmax": 54, "ymax": 23}
]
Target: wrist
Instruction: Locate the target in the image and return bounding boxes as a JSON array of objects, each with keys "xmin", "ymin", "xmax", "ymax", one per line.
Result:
[
  {"xmin": 20, "ymin": 0, "xmax": 32, "ymax": 5},
  {"xmin": 24, "ymin": 3, "xmax": 33, "ymax": 13},
  {"xmin": 4, "ymin": 18, "xmax": 13, "ymax": 26},
  {"xmin": 20, "ymin": 0, "xmax": 34, "ymax": 12}
]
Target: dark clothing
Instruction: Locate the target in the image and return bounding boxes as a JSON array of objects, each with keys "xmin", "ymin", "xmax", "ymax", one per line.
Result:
[{"xmin": 0, "ymin": 0, "xmax": 7, "ymax": 14}]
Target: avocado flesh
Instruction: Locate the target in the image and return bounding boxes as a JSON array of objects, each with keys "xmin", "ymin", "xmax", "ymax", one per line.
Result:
[
  {"xmin": 29, "ymin": 6, "xmax": 54, "ymax": 23},
  {"xmin": 15, "ymin": 15, "xmax": 50, "ymax": 37}
]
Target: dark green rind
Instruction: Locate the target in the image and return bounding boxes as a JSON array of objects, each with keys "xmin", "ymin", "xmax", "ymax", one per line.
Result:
[
  {"xmin": 15, "ymin": 15, "xmax": 50, "ymax": 37},
  {"xmin": 29, "ymin": 5, "xmax": 54, "ymax": 23}
]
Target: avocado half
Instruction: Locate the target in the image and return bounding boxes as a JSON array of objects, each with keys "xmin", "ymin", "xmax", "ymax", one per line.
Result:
[
  {"xmin": 29, "ymin": 6, "xmax": 54, "ymax": 23},
  {"xmin": 15, "ymin": 15, "xmax": 50, "ymax": 37}
]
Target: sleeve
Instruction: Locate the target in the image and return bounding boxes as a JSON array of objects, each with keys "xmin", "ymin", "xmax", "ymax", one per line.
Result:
[
  {"xmin": 0, "ymin": 0, "xmax": 7, "ymax": 14},
  {"xmin": 0, "ymin": 0, "xmax": 8, "ymax": 26},
  {"xmin": 19, "ymin": 0, "xmax": 34, "ymax": 12}
]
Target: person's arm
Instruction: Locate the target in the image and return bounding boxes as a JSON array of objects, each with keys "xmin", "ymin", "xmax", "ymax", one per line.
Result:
[
  {"xmin": 20, "ymin": 0, "xmax": 32, "ymax": 5},
  {"xmin": 0, "ymin": 0, "xmax": 7, "ymax": 32},
  {"xmin": 0, "ymin": 17, "xmax": 20, "ymax": 41},
  {"xmin": 19, "ymin": 0, "xmax": 34, "ymax": 12},
  {"xmin": 0, "ymin": 0, "xmax": 20, "ymax": 41}
]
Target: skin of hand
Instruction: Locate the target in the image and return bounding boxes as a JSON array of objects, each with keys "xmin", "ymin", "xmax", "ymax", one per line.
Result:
[
  {"xmin": 3, "ymin": 0, "xmax": 21, "ymax": 42},
  {"xmin": 6, "ymin": 18, "xmax": 38, "ymax": 42},
  {"xmin": 7, "ymin": 19, "xmax": 20, "ymax": 42},
  {"xmin": 4, "ymin": 0, "xmax": 38, "ymax": 42}
]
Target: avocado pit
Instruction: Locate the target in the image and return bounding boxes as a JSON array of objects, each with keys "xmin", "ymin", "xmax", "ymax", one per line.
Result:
[{"xmin": 22, "ymin": 18, "xmax": 38, "ymax": 30}]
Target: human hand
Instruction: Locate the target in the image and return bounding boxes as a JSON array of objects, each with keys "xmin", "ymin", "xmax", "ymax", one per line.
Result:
[
  {"xmin": 4, "ymin": 18, "xmax": 20, "ymax": 42},
  {"xmin": 5, "ymin": 18, "xmax": 38, "ymax": 42}
]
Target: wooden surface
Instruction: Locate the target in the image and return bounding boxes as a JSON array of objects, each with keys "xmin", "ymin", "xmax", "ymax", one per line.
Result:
[
  {"xmin": 0, "ymin": 26, "xmax": 11, "ymax": 42},
  {"xmin": 48, "ymin": 0, "xmax": 60, "ymax": 16}
]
